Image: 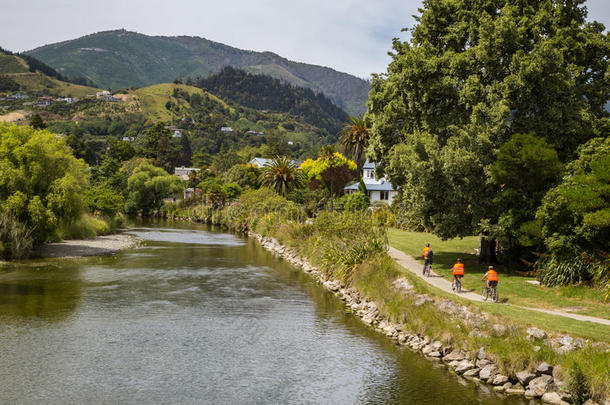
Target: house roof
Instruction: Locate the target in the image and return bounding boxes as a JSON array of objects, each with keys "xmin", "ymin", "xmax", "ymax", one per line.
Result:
[
  {"xmin": 363, "ymin": 161, "xmax": 376, "ymax": 169},
  {"xmin": 345, "ymin": 180, "xmax": 396, "ymax": 192}
]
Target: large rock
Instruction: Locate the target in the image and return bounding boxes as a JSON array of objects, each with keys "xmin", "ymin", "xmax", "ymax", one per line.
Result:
[
  {"xmin": 455, "ymin": 360, "xmax": 476, "ymax": 374},
  {"xmin": 492, "ymin": 324, "xmax": 507, "ymax": 336},
  {"xmin": 527, "ymin": 327, "xmax": 547, "ymax": 340},
  {"xmin": 463, "ymin": 368, "xmax": 481, "ymax": 377},
  {"xmin": 506, "ymin": 386, "xmax": 526, "ymax": 395},
  {"xmin": 528, "ymin": 375, "xmax": 554, "ymax": 397},
  {"xmin": 391, "ymin": 278, "xmax": 413, "ymax": 293},
  {"xmin": 492, "ymin": 375, "xmax": 509, "ymax": 385},
  {"xmin": 444, "ymin": 350, "xmax": 466, "ymax": 362},
  {"xmin": 516, "ymin": 370, "xmax": 536, "ymax": 386},
  {"xmin": 536, "ymin": 362, "xmax": 554, "ymax": 376},
  {"xmin": 479, "ymin": 365, "xmax": 497, "ymax": 381},
  {"xmin": 541, "ymin": 392, "xmax": 566, "ymax": 405},
  {"xmin": 558, "ymin": 335, "xmax": 573, "ymax": 347},
  {"xmin": 476, "ymin": 347, "xmax": 486, "ymax": 360}
]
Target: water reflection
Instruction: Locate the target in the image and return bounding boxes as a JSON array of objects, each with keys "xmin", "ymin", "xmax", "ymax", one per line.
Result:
[{"xmin": 0, "ymin": 223, "xmax": 525, "ymax": 404}]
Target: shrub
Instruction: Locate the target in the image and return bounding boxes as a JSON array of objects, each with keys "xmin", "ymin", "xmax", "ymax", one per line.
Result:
[
  {"xmin": 344, "ymin": 192, "xmax": 369, "ymax": 211},
  {"xmin": 0, "ymin": 213, "xmax": 33, "ymax": 259},
  {"xmin": 59, "ymin": 214, "xmax": 110, "ymax": 240},
  {"xmin": 568, "ymin": 363, "xmax": 591, "ymax": 405}
]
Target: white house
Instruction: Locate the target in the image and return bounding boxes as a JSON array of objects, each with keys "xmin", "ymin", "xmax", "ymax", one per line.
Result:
[
  {"xmin": 172, "ymin": 130, "xmax": 182, "ymax": 138},
  {"xmin": 249, "ymin": 157, "xmax": 302, "ymax": 168},
  {"xmin": 221, "ymin": 127, "xmax": 234, "ymax": 133},
  {"xmin": 174, "ymin": 166, "xmax": 200, "ymax": 181},
  {"xmin": 344, "ymin": 162, "xmax": 398, "ymax": 204}
]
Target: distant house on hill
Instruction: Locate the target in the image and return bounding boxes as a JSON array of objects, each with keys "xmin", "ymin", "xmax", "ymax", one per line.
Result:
[
  {"xmin": 96, "ymin": 90, "xmax": 110, "ymax": 98},
  {"xmin": 104, "ymin": 95, "xmax": 122, "ymax": 102},
  {"xmin": 122, "ymin": 136, "xmax": 135, "ymax": 142},
  {"xmin": 37, "ymin": 96, "xmax": 53, "ymax": 106},
  {"xmin": 174, "ymin": 166, "xmax": 200, "ymax": 181},
  {"xmin": 245, "ymin": 130, "xmax": 264, "ymax": 136},
  {"xmin": 184, "ymin": 187, "xmax": 202, "ymax": 200},
  {"xmin": 172, "ymin": 130, "xmax": 182, "ymax": 138},
  {"xmin": 221, "ymin": 127, "xmax": 234, "ymax": 133},
  {"xmin": 58, "ymin": 97, "xmax": 78, "ymax": 104},
  {"xmin": 249, "ymin": 157, "xmax": 301, "ymax": 168},
  {"xmin": 344, "ymin": 162, "xmax": 398, "ymax": 204}
]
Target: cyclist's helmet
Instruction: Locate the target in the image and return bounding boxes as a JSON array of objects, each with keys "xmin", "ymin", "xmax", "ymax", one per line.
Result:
[
  {"xmin": 457, "ymin": 258, "xmax": 462, "ymax": 262},
  {"xmin": 426, "ymin": 243, "xmax": 430, "ymax": 247},
  {"xmin": 489, "ymin": 265, "xmax": 494, "ymax": 270}
]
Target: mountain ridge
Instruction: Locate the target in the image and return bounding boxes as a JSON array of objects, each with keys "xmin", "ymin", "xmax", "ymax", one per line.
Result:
[{"xmin": 26, "ymin": 29, "xmax": 369, "ymax": 115}]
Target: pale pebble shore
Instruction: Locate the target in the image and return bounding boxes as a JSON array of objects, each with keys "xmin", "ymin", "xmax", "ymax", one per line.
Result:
[{"xmin": 32, "ymin": 233, "xmax": 139, "ymax": 259}]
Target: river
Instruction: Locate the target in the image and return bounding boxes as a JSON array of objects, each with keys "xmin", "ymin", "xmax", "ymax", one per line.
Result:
[{"xmin": 0, "ymin": 224, "xmax": 526, "ymax": 404}]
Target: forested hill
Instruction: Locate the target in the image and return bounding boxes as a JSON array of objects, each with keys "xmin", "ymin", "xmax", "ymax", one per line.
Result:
[
  {"xmin": 194, "ymin": 67, "xmax": 349, "ymax": 136},
  {"xmin": 25, "ymin": 29, "xmax": 370, "ymax": 115}
]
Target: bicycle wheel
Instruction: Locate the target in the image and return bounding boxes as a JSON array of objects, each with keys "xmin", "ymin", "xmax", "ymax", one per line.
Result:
[
  {"xmin": 456, "ymin": 278, "xmax": 462, "ymax": 293},
  {"xmin": 493, "ymin": 288, "xmax": 499, "ymax": 303},
  {"xmin": 481, "ymin": 286, "xmax": 488, "ymax": 301},
  {"xmin": 422, "ymin": 264, "xmax": 427, "ymax": 276}
]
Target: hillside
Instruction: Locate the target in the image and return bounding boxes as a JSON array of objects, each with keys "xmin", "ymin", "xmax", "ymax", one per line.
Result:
[
  {"xmin": 194, "ymin": 67, "xmax": 348, "ymax": 135},
  {"xmin": 25, "ymin": 29, "xmax": 370, "ymax": 115},
  {"xmin": 0, "ymin": 52, "xmax": 99, "ymax": 97}
]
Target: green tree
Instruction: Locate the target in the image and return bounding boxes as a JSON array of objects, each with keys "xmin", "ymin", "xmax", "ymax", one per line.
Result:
[
  {"xmin": 260, "ymin": 156, "xmax": 304, "ymax": 197},
  {"xmin": 537, "ymin": 137, "xmax": 610, "ymax": 260},
  {"xmin": 0, "ymin": 124, "xmax": 88, "ymax": 244},
  {"xmin": 366, "ymin": 0, "xmax": 609, "ymax": 262},
  {"xmin": 30, "ymin": 114, "xmax": 46, "ymax": 130},
  {"xmin": 223, "ymin": 163, "xmax": 261, "ymax": 189},
  {"xmin": 300, "ymin": 152, "xmax": 357, "ymax": 210},
  {"xmin": 340, "ymin": 115, "xmax": 369, "ymax": 173},
  {"xmin": 125, "ymin": 162, "xmax": 182, "ymax": 215},
  {"xmin": 490, "ymin": 133, "xmax": 563, "ymax": 262},
  {"xmin": 344, "ymin": 192, "xmax": 369, "ymax": 212},
  {"xmin": 84, "ymin": 184, "xmax": 125, "ymax": 217}
]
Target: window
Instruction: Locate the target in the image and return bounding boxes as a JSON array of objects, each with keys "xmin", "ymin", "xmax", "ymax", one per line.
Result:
[
  {"xmin": 367, "ymin": 170, "xmax": 374, "ymax": 179},
  {"xmin": 380, "ymin": 191, "xmax": 389, "ymax": 200}
]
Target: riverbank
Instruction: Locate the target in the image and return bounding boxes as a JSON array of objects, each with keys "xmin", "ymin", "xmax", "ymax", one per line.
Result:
[
  {"xmin": 31, "ymin": 233, "xmax": 139, "ymax": 259},
  {"xmin": 168, "ymin": 189, "xmax": 609, "ymax": 404},
  {"xmin": 251, "ymin": 231, "xmax": 608, "ymax": 405}
]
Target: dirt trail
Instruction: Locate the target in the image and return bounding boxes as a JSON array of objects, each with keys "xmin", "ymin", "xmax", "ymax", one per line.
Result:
[{"xmin": 389, "ymin": 246, "xmax": 610, "ymax": 326}]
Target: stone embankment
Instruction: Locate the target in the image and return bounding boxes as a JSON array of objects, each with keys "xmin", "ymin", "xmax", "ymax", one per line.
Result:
[{"xmin": 251, "ymin": 232, "xmax": 608, "ymax": 405}]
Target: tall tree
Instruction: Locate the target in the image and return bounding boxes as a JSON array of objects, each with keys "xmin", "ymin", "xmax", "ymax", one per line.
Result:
[
  {"xmin": 366, "ymin": 0, "xmax": 609, "ymax": 263},
  {"xmin": 340, "ymin": 115, "xmax": 370, "ymax": 173},
  {"xmin": 300, "ymin": 152, "xmax": 357, "ymax": 211},
  {"xmin": 260, "ymin": 157, "xmax": 303, "ymax": 197}
]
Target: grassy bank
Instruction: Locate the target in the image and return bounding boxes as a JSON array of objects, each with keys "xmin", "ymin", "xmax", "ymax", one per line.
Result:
[
  {"xmin": 170, "ymin": 189, "xmax": 609, "ymax": 402},
  {"xmin": 388, "ymin": 229, "xmax": 610, "ymax": 320}
]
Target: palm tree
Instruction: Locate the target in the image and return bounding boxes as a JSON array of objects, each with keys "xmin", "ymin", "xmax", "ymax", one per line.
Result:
[
  {"xmin": 260, "ymin": 156, "xmax": 304, "ymax": 197},
  {"xmin": 340, "ymin": 115, "xmax": 369, "ymax": 173}
]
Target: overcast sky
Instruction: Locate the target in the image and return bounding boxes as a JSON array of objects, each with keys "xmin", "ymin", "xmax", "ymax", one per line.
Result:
[{"xmin": 1, "ymin": 0, "xmax": 609, "ymax": 79}]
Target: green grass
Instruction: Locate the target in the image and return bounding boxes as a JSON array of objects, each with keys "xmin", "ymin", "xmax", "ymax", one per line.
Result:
[
  {"xmin": 388, "ymin": 229, "xmax": 610, "ymax": 320},
  {"xmin": 9, "ymin": 73, "xmax": 99, "ymax": 97},
  {"xmin": 133, "ymin": 83, "xmax": 233, "ymax": 122},
  {"xmin": 0, "ymin": 54, "xmax": 28, "ymax": 74}
]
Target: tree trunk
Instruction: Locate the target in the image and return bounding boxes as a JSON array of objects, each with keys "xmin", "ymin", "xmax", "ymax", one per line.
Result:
[{"xmin": 479, "ymin": 236, "xmax": 497, "ymax": 264}]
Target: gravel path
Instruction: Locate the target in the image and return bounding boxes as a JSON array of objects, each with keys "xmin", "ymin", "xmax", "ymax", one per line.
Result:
[
  {"xmin": 389, "ymin": 246, "xmax": 610, "ymax": 326},
  {"xmin": 33, "ymin": 233, "xmax": 139, "ymax": 259}
]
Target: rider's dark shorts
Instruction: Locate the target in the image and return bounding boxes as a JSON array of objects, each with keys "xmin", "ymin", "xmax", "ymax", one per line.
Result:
[
  {"xmin": 424, "ymin": 258, "xmax": 432, "ymax": 265},
  {"xmin": 488, "ymin": 280, "xmax": 498, "ymax": 287},
  {"xmin": 453, "ymin": 274, "xmax": 463, "ymax": 279}
]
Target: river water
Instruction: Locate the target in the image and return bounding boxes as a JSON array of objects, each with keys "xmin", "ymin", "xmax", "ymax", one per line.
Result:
[{"xmin": 0, "ymin": 224, "xmax": 526, "ymax": 404}]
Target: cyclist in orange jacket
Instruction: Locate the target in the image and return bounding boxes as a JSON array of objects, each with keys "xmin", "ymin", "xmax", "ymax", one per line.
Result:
[
  {"xmin": 452, "ymin": 258, "xmax": 464, "ymax": 290},
  {"xmin": 481, "ymin": 266, "xmax": 499, "ymax": 289},
  {"xmin": 422, "ymin": 243, "xmax": 433, "ymax": 274}
]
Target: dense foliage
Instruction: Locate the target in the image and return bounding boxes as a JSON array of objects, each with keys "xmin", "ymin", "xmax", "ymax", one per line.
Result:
[
  {"xmin": 300, "ymin": 152, "xmax": 357, "ymax": 209},
  {"xmin": 0, "ymin": 124, "xmax": 88, "ymax": 247},
  {"xmin": 195, "ymin": 67, "xmax": 349, "ymax": 136},
  {"xmin": 366, "ymin": 0, "xmax": 609, "ymax": 268},
  {"xmin": 125, "ymin": 162, "xmax": 182, "ymax": 215}
]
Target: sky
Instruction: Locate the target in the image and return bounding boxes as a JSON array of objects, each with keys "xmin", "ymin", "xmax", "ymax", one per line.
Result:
[{"xmin": 1, "ymin": 0, "xmax": 609, "ymax": 79}]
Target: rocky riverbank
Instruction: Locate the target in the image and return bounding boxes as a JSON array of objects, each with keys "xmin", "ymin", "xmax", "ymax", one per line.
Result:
[
  {"xmin": 251, "ymin": 232, "xmax": 608, "ymax": 405},
  {"xmin": 32, "ymin": 233, "xmax": 139, "ymax": 259}
]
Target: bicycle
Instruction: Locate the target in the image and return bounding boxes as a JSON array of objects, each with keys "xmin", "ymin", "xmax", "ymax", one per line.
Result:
[
  {"xmin": 481, "ymin": 284, "xmax": 498, "ymax": 302},
  {"xmin": 422, "ymin": 261, "xmax": 431, "ymax": 277},
  {"xmin": 453, "ymin": 276, "xmax": 462, "ymax": 293}
]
